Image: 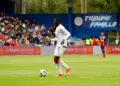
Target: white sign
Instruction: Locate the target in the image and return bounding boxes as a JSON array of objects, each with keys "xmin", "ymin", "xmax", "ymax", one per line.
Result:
[
  {"xmin": 85, "ymin": 15, "xmax": 117, "ymax": 28},
  {"xmin": 74, "ymin": 17, "xmax": 83, "ymax": 26}
]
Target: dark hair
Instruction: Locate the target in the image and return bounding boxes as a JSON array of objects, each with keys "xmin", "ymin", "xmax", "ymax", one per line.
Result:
[
  {"xmin": 55, "ymin": 18, "xmax": 60, "ymax": 22},
  {"xmin": 54, "ymin": 18, "xmax": 60, "ymax": 26}
]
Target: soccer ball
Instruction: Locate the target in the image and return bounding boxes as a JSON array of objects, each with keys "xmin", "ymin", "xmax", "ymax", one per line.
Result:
[{"xmin": 39, "ymin": 69, "xmax": 47, "ymax": 77}]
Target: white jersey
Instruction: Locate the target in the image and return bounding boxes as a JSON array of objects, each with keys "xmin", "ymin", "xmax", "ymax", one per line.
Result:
[
  {"xmin": 53, "ymin": 24, "xmax": 71, "ymax": 46},
  {"xmin": 52, "ymin": 24, "xmax": 71, "ymax": 56}
]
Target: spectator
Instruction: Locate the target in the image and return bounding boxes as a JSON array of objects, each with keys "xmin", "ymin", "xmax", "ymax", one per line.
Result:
[
  {"xmin": 92, "ymin": 37, "xmax": 98, "ymax": 46},
  {"xmin": 13, "ymin": 38, "xmax": 19, "ymax": 47},
  {"xmin": 48, "ymin": 26, "xmax": 55, "ymax": 38},
  {"xmin": 0, "ymin": 12, "xmax": 56, "ymax": 46},
  {"xmin": 24, "ymin": 35, "xmax": 29, "ymax": 46},
  {"xmin": 41, "ymin": 25, "xmax": 48, "ymax": 37}
]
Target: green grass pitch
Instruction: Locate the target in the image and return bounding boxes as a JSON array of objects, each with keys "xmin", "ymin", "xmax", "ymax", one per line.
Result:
[{"xmin": 0, "ymin": 55, "xmax": 120, "ymax": 86}]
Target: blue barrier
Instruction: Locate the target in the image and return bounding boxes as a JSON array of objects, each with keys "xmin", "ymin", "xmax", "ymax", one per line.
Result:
[{"xmin": 11, "ymin": 13, "xmax": 120, "ymax": 39}]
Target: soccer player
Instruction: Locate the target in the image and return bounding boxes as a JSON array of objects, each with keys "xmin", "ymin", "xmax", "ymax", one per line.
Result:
[
  {"xmin": 51, "ymin": 18, "xmax": 71, "ymax": 77},
  {"xmin": 99, "ymin": 32, "xmax": 106, "ymax": 59}
]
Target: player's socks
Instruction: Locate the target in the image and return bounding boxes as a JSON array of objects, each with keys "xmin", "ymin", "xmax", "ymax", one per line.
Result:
[
  {"xmin": 59, "ymin": 59, "xmax": 69, "ymax": 69},
  {"xmin": 103, "ymin": 56, "xmax": 106, "ymax": 59},
  {"xmin": 56, "ymin": 63, "xmax": 63, "ymax": 75},
  {"xmin": 103, "ymin": 52, "xmax": 106, "ymax": 59},
  {"xmin": 66, "ymin": 67, "xmax": 72, "ymax": 74},
  {"xmin": 102, "ymin": 49, "xmax": 106, "ymax": 59}
]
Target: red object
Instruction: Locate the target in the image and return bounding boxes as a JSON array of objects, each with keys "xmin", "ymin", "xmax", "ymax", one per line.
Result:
[
  {"xmin": 58, "ymin": 74, "xmax": 63, "ymax": 77},
  {"xmin": 13, "ymin": 39, "xmax": 19, "ymax": 47},
  {"xmin": 100, "ymin": 41, "xmax": 105, "ymax": 46},
  {"xmin": 0, "ymin": 46, "xmax": 40, "ymax": 55},
  {"xmin": 64, "ymin": 46, "xmax": 93, "ymax": 54},
  {"xmin": 4, "ymin": 27, "xmax": 8, "ymax": 32},
  {"xmin": 1, "ymin": 36, "xmax": 6, "ymax": 43},
  {"xmin": 66, "ymin": 67, "xmax": 72, "ymax": 74},
  {"xmin": 106, "ymin": 46, "xmax": 120, "ymax": 54},
  {"xmin": 99, "ymin": 36, "xmax": 105, "ymax": 46},
  {"xmin": 92, "ymin": 39, "xmax": 98, "ymax": 45}
]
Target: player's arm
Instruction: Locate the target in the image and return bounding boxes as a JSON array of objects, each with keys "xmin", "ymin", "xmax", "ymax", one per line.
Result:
[
  {"xmin": 98, "ymin": 40, "xmax": 101, "ymax": 46},
  {"xmin": 51, "ymin": 27, "xmax": 58, "ymax": 42},
  {"xmin": 104, "ymin": 36, "xmax": 107, "ymax": 45},
  {"xmin": 63, "ymin": 29, "xmax": 71, "ymax": 40},
  {"xmin": 98, "ymin": 36, "xmax": 102, "ymax": 46},
  {"xmin": 50, "ymin": 28, "xmax": 58, "ymax": 45}
]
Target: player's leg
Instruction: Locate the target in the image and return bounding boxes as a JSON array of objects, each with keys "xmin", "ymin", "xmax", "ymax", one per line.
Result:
[
  {"xmin": 54, "ymin": 46, "xmax": 63, "ymax": 76},
  {"xmin": 103, "ymin": 46, "xmax": 106, "ymax": 58},
  {"xmin": 59, "ymin": 59, "xmax": 71, "ymax": 74},
  {"xmin": 54, "ymin": 56, "xmax": 63, "ymax": 76},
  {"xmin": 59, "ymin": 46, "xmax": 71, "ymax": 74},
  {"xmin": 101, "ymin": 46, "xmax": 106, "ymax": 58}
]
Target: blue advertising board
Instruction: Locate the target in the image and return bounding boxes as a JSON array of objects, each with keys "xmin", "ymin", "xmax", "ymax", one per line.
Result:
[
  {"xmin": 72, "ymin": 14, "xmax": 120, "ymax": 39},
  {"xmin": 15, "ymin": 13, "xmax": 120, "ymax": 39},
  {"xmin": 73, "ymin": 14, "xmax": 117, "ymax": 29}
]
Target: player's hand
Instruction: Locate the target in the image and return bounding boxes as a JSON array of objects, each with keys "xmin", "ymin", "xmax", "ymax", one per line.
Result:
[
  {"xmin": 48, "ymin": 39, "xmax": 51, "ymax": 43},
  {"xmin": 67, "ymin": 36, "xmax": 71, "ymax": 40},
  {"xmin": 51, "ymin": 38, "xmax": 56, "ymax": 42}
]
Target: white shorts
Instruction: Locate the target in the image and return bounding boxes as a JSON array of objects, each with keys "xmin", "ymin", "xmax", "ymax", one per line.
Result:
[
  {"xmin": 54, "ymin": 39, "xmax": 68, "ymax": 56},
  {"xmin": 54, "ymin": 45, "xmax": 66, "ymax": 56}
]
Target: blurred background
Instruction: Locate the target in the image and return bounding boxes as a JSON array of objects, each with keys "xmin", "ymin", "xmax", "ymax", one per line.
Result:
[
  {"xmin": 0, "ymin": 0, "xmax": 120, "ymax": 47},
  {"xmin": 1, "ymin": 0, "xmax": 119, "ymax": 14},
  {"xmin": 23, "ymin": 0, "xmax": 120, "ymax": 14}
]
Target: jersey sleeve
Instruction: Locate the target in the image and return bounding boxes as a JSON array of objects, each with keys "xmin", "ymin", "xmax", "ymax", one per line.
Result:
[
  {"xmin": 63, "ymin": 29, "xmax": 71, "ymax": 40},
  {"xmin": 54, "ymin": 24, "xmax": 71, "ymax": 40},
  {"xmin": 60, "ymin": 25, "xmax": 71, "ymax": 40}
]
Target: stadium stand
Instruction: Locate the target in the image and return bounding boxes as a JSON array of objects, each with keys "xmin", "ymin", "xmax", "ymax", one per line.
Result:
[{"xmin": 0, "ymin": 12, "xmax": 52, "ymax": 46}]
